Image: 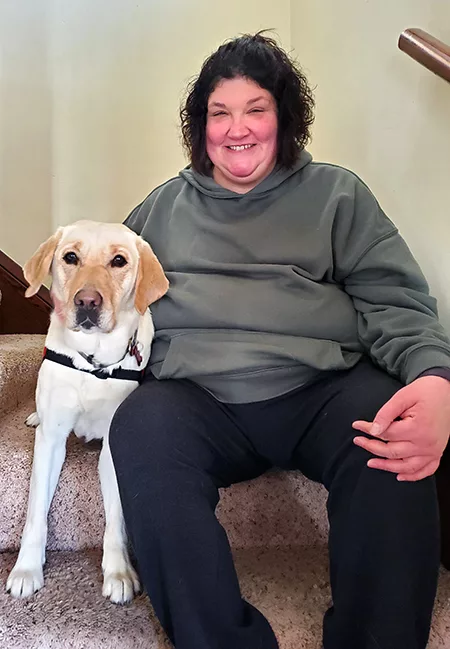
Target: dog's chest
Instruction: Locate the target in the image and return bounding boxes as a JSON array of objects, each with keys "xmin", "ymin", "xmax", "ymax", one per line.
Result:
[{"xmin": 71, "ymin": 377, "xmax": 137, "ymax": 442}]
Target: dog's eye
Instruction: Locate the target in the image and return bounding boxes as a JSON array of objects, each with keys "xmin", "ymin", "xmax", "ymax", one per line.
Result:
[
  {"xmin": 111, "ymin": 255, "xmax": 128, "ymax": 268},
  {"xmin": 63, "ymin": 252, "xmax": 79, "ymax": 265}
]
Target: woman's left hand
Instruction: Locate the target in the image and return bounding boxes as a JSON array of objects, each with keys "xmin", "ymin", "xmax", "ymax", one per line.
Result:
[{"xmin": 352, "ymin": 375, "xmax": 450, "ymax": 481}]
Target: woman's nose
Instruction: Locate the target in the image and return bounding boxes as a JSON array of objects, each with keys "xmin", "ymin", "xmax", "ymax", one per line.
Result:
[{"xmin": 227, "ymin": 116, "xmax": 250, "ymax": 139}]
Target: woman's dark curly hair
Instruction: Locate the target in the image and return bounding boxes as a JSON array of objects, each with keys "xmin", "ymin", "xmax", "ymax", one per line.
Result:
[{"xmin": 180, "ymin": 31, "xmax": 315, "ymax": 175}]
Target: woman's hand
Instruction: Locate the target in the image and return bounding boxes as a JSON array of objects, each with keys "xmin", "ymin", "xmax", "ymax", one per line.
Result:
[{"xmin": 352, "ymin": 375, "xmax": 450, "ymax": 481}]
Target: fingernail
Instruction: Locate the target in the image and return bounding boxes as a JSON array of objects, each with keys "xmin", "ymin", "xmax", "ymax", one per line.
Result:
[{"xmin": 371, "ymin": 423, "xmax": 382, "ymax": 436}]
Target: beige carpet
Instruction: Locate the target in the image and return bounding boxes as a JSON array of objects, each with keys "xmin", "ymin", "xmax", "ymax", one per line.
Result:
[
  {"xmin": 1, "ymin": 547, "xmax": 449, "ymax": 649},
  {"xmin": 0, "ymin": 399, "xmax": 329, "ymax": 553},
  {"xmin": 0, "ymin": 334, "xmax": 44, "ymax": 415},
  {"xmin": 1, "ymin": 335, "xmax": 450, "ymax": 648}
]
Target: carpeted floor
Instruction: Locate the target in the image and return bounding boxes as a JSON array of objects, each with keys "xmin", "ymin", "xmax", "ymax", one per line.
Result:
[
  {"xmin": 1, "ymin": 335, "xmax": 450, "ymax": 648},
  {"xmin": 1, "ymin": 546, "xmax": 450, "ymax": 649}
]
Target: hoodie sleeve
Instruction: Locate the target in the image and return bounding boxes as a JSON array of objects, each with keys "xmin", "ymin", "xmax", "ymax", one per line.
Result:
[
  {"xmin": 124, "ymin": 202, "xmax": 145, "ymax": 232},
  {"xmin": 332, "ymin": 173, "xmax": 450, "ymax": 384},
  {"xmin": 124, "ymin": 176, "xmax": 182, "ymax": 237}
]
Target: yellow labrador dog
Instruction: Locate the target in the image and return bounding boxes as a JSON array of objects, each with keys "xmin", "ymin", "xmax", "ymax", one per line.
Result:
[{"xmin": 6, "ymin": 220, "xmax": 168, "ymax": 603}]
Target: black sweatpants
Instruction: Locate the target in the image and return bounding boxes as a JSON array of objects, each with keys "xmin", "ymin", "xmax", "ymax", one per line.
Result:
[{"xmin": 109, "ymin": 359, "xmax": 440, "ymax": 649}]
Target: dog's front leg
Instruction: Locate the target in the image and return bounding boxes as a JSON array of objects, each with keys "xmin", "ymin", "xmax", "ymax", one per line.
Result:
[
  {"xmin": 98, "ymin": 437, "xmax": 140, "ymax": 604},
  {"xmin": 7, "ymin": 419, "xmax": 71, "ymax": 598}
]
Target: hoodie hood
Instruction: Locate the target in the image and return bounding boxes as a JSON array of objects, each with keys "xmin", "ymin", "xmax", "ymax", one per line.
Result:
[{"xmin": 179, "ymin": 149, "xmax": 313, "ymax": 199}]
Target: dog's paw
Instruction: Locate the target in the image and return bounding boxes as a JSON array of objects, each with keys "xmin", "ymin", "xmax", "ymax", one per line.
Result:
[
  {"xmin": 6, "ymin": 567, "xmax": 44, "ymax": 598},
  {"xmin": 25, "ymin": 412, "xmax": 40, "ymax": 428},
  {"xmin": 102, "ymin": 566, "xmax": 140, "ymax": 604}
]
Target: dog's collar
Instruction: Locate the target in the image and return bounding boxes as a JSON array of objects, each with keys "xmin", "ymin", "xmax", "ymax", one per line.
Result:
[
  {"xmin": 78, "ymin": 330, "xmax": 143, "ymax": 370},
  {"xmin": 42, "ymin": 331, "xmax": 145, "ymax": 383}
]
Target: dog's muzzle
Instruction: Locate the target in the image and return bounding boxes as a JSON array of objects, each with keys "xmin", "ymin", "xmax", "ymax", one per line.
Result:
[{"xmin": 74, "ymin": 288, "xmax": 103, "ymax": 329}]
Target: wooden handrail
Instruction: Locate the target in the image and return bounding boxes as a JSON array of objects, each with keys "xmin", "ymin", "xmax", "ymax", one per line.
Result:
[{"xmin": 398, "ymin": 28, "xmax": 450, "ymax": 83}]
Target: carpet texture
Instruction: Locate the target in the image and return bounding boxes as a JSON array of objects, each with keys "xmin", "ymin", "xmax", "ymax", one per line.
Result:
[
  {"xmin": 1, "ymin": 334, "xmax": 449, "ymax": 648},
  {"xmin": 0, "ymin": 335, "xmax": 45, "ymax": 415},
  {"xmin": 0, "ymin": 400, "xmax": 329, "ymax": 553},
  {"xmin": 1, "ymin": 547, "xmax": 449, "ymax": 649}
]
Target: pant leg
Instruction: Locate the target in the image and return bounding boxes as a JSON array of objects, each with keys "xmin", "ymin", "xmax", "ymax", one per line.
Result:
[
  {"xmin": 285, "ymin": 360, "xmax": 440, "ymax": 649},
  {"xmin": 109, "ymin": 377, "xmax": 278, "ymax": 649}
]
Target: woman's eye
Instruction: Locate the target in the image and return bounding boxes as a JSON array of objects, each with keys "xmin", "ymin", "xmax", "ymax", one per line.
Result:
[
  {"xmin": 63, "ymin": 252, "xmax": 78, "ymax": 265},
  {"xmin": 249, "ymin": 108, "xmax": 264, "ymax": 113},
  {"xmin": 111, "ymin": 255, "xmax": 128, "ymax": 268}
]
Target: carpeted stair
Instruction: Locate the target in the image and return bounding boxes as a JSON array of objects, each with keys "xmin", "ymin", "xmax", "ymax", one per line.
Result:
[{"xmin": 0, "ymin": 334, "xmax": 449, "ymax": 649}]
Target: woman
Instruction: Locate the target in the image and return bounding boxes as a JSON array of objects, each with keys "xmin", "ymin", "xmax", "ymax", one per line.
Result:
[{"xmin": 110, "ymin": 33, "xmax": 450, "ymax": 649}]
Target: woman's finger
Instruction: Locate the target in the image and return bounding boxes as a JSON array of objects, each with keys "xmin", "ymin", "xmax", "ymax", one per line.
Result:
[
  {"xmin": 366, "ymin": 455, "xmax": 429, "ymax": 474},
  {"xmin": 353, "ymin": 436, "xmax": 417, "ymax": 460},
  {"xmin": 397, "ymin": 459, "xmax": 440, "ymax": 482}
]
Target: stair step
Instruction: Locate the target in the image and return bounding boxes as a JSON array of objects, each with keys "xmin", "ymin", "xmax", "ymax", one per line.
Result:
[
  {"xmin": 0, "ymin": 400, "xmax": 328, "ymax": 553},
  {"xmin": 0, "ymin": 548, "xmax": 169, "ymax": 649},
  {"xmin": 0, "ymin": 334, "xmax": 44, "ymax": 415},
  {"xmin": 0, "ymin": 546, "xmax": 449, "ymax": 649}
]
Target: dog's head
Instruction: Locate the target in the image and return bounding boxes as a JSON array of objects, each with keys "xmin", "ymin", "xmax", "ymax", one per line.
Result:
[{"xmin": 24, "ymin": 221, "xmax": 169, "ymax": 333}]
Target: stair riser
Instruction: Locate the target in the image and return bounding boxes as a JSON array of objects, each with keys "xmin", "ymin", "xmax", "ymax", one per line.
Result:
[{"xmin": 1, "ymin": 451, "xmax": 329, "ymax": 552}]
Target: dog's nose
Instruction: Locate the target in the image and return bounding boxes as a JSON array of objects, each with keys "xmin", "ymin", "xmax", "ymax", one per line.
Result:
[{"xmin": 74, "ymin": 289, "xmax": 103, "ymax": 310}]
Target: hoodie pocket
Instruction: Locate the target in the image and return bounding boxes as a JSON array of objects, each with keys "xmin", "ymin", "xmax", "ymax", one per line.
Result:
[{"xmin": 156, "ymin": 330, "xmax": 355, "ymax": 380}]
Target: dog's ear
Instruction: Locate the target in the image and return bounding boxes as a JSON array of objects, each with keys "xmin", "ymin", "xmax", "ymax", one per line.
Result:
[
  {"xmin": 134, "ymin": 238, "xmax": 169, "ymax": 315},
  {"xmin": 23, "ymin": 229, "xmax": 63, "ymax": 298}
]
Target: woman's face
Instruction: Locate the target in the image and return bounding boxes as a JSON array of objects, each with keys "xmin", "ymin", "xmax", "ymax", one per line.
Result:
[{"xmin": 206, "ymin": 77, "xmax": 278, "ymax": 194}]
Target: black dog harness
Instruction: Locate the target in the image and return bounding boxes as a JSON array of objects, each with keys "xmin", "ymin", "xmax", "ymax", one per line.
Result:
[{"xmin": 42, "ymin": 332, "xmax": 145, "ymax": 383}]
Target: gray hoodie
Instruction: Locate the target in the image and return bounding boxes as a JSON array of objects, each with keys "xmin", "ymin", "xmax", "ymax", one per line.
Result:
[{"xmin": 125, "ymin": 150, "xmax": 450, "ymax": 403}]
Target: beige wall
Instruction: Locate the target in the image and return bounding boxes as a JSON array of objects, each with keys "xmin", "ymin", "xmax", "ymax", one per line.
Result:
[
  {"xmin": 0, "ymin": 0, "xmax": 290, "ymax": 265},
  {"xmin": 291, "ymin": 1, "xmax": 450, "ymax": 329},
  {"xmin": 2, "ymin": 1, "xmax": 450, "ymax": 332},
  {"xmin": 0, "ymin": 0, "xmax": 52, "ymax": 266}
]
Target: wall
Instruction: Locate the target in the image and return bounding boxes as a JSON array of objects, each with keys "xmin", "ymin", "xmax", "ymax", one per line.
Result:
[
  {"xmin": 0, "ymin": 0, "xmax": 52, "ymax": 266},
  {"xmin": 0, "ymin": 0, "xmax": 290, "ymax": 265},
  {"xmin": 2, "ymin": 1, "xmax": 449, "ymax": 333},
  {"xmin": 291, "ymin": 0, "xmax": 450, "ymax": 328}
]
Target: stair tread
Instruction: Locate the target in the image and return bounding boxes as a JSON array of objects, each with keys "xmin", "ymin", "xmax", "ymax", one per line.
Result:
[
  {"xmin": 1, "ymin": 337, "xmax": 449, "ymax": 647},
  {"xmin": 0, "ymin": 334, "xmax": 46, "ymax": 354},
  {"xmin": 0, "ymin": 400, "xmax": 329, "ymax": 552},
  {"xmin": 0, "ymin": 547, "xmax": 168, "ymax": 649},
  {"xmin": 0, "ymin": 334, "xmax": 45, "ymax": 415},
  {"xmin": 1, "ymin": 545, "xmax": 448, "ymax": 649},
  {"xmin": 0, "ymin": 400, "xmax": 105, "ymax": 553}
]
